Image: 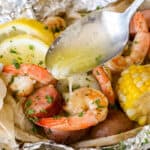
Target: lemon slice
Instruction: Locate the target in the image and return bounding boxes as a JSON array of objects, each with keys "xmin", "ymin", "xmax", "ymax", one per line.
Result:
[
  {"xmin": 0, "ymin": 18, "xmax": 54, "ymax": 45},
  {"xmin": 0, "ymin": 34, "xmax": 49, "ymax": 66}
]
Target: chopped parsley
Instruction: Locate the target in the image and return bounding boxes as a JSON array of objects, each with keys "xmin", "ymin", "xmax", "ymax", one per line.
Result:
[
  {"xmin": 29, "ymin": 116, "xmax": 39, "ymax": 122},
  {"xmin": 12, "ymin": 26, "xmax": 16, "ymax": 31},
  {"xmin": 65, "ymin": 98, "xmax": 69, "ymax": 103},
  {"xmin": 25, "ymin": 99, "xmax": 32, "ymax": 108},
  {"xmin": 38, "ymin": 60, "xmax": 43, "ymax": 65},
  {"xmin": 142, "ymin": 138, "xmax": 149, "ymax": 145},
  {"xmin": 134, "ymin": 41, "xmax": 139, "ymax": 44},
  {"xmin": 95, "ymin": 55, "xmax": 102, "ymax": 64},
  {"xmin": 17, "ymin": 57, "xmax": 22, "ymax": 61},
  {"xmin": 10, "ymin": 48, "xmax": 18, "ymax": 54},
  {"xmin": 45, "ymin": 95, "xmax": 53, "ymax": 103},
  {"xmin": 12, "ymin": 59, "xmax": 20, "ymax": 69},
  {"xmin": 96, "ymin": 6, "xmax": 101, "ymax": 10},
  {"xmin": 93, "ymin": 99, "xmax": 104, "ymax": 109},
  {"xmin": 72, "ymin": 85, "xmax": 80, "ymax": 91},
  {"xmin": 0, "ymin": 55, "xmax": 3, "ymax": 58},
  {"xmin": 119, "ymin": 141, "xmax": 126, "ymax": 150},
  {"xmin": 78, "ymin": 111, "xmax": 84, "ymax": 117},
  {"xmin": 27, "ymin": 109, "xmax": 35, "ymax": 115},
  {"xmin": 28, "ymin": 45, "xmax": 34, "ymax": 50},
  {"xmin": 32, "ymin": 125, "xmax": 38, "ymax": 133},
  {"xmin": 85, "ymin": 77, "xmax": 91, "ymax": 81}
]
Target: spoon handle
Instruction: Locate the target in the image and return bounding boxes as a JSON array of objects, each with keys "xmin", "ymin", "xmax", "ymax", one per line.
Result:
[{"xmin": 124, "ymin": 0, "xmax": 144, "ymax": 21}]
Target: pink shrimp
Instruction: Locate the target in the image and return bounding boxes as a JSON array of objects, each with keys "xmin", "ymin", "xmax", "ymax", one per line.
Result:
[
  {"xmin": 37, "ymin": 87, "xmax": 108, "ymax": 131},
  {"xmin": 3, "ymin": 64, "xmax": 56, "ymax": 85},
  {"xmin": 3, "ymin": 64, "xmax": 56, "ymax": 96},
  {"xmin": 92, "ymin": 66, "xmax": 115, "ymax": 105},
  {"xmin": 105, "ymin": 11, "xmax": 150, "ymax": 72}
]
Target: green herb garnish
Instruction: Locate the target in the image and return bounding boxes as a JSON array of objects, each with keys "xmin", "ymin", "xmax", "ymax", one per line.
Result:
[
  {"xmin": 10, "ymin": 48, "xmax": 18, "ymax": 54},
  {"xmin": 134, "ymin": 41, "xmax": 139, "ymax": 44},
  {"xmin": 29, "ymin": 116, "xmax": 39, "ymax": 122},
  {"xmin": 12, "ymin": 26, "xmax": 16, "ymax": 31},
  {"xmin": 95, "ymin": 55, "xmax": 102, "ymax": 64},
  {"xmin": 27, "ymin": 109, "xmax": 35, "ymax": 115},
  {"xmin": 78, "ymin": 112, "xmax": 84, "ymax": 117},
  {"xmin": 38, "ymin": 60, "xmax": 43, "ymax": 65},
  {"xmin": 12, "ymin": 59, "xmax": 20, "ymax": 69},
  {"xmin": 25, "ymin": 99, "xmax": 32, "ymax": 108},
  {"xmin": 96, "ymin": 6, "xmax": 101, "ymax": 10},
  {"xmin": 32, "ymin": 125, "xmax": 38, "ymax": 133},
  {"xmin": 72, "ymin": 85, "xmax": 80, "ymax": 91},
  {"xmin": 85, "ymin": 77, "xmax": 90, "ymax": 81},
  {"xmin": 28, "ymin": 45, "xmax": 34, "ymax": 50},
  {"xmin": 45, "ymin": 95, "xmax": 53, "ymax": 103},
  {"xmin": 93, "ymin": 99, "xmax": 104, "ymax": 109},
  {"xmin": 0, "ymin": 55, "xmax": 3, "ymax": 58}
]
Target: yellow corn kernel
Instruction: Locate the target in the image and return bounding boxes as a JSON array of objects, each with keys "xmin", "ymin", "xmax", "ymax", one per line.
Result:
[{"xmin": 116, "ymin": 65, "xmax": 150, "ymax": 125}]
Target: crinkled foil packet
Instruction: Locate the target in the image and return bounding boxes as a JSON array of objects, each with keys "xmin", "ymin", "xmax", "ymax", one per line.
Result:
[{"xmin": 0, "ymin": 0, "xmax": 150, "ymax": 149}]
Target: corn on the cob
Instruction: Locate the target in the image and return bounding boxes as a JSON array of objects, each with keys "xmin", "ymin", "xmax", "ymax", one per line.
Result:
[{"xmin": 116, "ymin": 65, "xmax": 150, "ymax": 125}]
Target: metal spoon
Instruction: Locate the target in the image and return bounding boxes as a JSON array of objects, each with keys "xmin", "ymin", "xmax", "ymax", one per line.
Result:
[{"xmin": 46, "ymin": 0, "xmax": 144, "ymax": 79}]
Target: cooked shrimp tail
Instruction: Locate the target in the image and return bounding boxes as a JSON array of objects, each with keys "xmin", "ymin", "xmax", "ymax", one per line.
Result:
[
  {"xmin": 3, "ymin": 64, "xmax": 56, "ymax": 85},
  {"xmin": 92, "ymin": 66, "xmax": 115, "ymax": 105}
]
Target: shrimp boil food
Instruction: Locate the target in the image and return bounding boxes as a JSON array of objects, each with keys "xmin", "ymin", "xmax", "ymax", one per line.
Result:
[{"xmin": 0, "ymin": 5, "xmax": 149, "ymax": 150}]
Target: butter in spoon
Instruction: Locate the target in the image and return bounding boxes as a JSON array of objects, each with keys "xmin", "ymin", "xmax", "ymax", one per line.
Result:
[{"xmin": 46, "ymin": 0, "xmax": 144, "ymax": 79}]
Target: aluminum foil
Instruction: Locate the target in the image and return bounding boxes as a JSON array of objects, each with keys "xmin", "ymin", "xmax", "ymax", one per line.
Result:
[{"xmin": 0, "ymin": 0, "xmax": 150, "ymax": 150}]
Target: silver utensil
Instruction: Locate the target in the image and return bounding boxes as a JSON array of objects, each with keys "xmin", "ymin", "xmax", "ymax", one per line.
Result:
[{"xmin": 46, "ymin": 0, "xmax": 144, "ymax": 79}]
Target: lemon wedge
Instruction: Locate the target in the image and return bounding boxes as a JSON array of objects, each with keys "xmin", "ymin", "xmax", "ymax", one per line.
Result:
[
  {"xmin": 0, "ymin": 34, "xmax": 49, "ymax": 66},
  {"xmin": 0, "ymin": 18, "xmax": 54, "ymax": 45}
]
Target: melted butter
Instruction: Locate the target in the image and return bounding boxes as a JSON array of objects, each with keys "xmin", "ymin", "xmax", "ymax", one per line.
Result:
[{"xmin": 46, "ymin": 17, "xmax": 112, "ymax": 80}]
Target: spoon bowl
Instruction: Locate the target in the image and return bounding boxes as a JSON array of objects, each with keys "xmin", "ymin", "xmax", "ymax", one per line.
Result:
[{"xmin": 46, "ymin": 0, "xmax": 144, "ymax": 79}]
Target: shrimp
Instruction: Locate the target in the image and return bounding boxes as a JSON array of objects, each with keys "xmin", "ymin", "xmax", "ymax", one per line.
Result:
[
  {"xmin": 129, "ymin": 11, "xmax": 149, "ymax": 35},
  {"xmin": 37, "ymin": 87, "xmax": 108, "ymax": 131},
  {"xmin": 92, "ymin": 66, "xmax": 115, "ymax": 105},
  {"xmin": 141, "ymin": 10, "xmax": 150, "ymax": 29},
  {"xmin": 44, "ymin": 16, "xmax": 66, "ymax": 33},
  {"xmin": 105, "ymin": 11, "xmax": 150, "ymax": 72},
  {"xmin": 130, "ymin": 10, "xmax": 150, "ymax": 35},
  {"xmin": 3, "ymin": 64, "xmax": 56, "ymax": 96}
]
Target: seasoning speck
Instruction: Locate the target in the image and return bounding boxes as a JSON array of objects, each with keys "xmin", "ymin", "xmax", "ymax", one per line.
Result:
[
  {"xmin": 12, "ymin": 26, "xmax": 16, "ymax": 31},
  {"xmin": 27, "ymin": 109, "xmax": 35, "ymax": 115},
  {"xmin": 78, "ymin": 112, "xmax": 84, "ymax": 117},
  {"xmin": 45, "ymin": 95, "xmax": 53, "ymax": 103},
  {"xmin": 10, "ymin": 48, "xmax": 18, "ymax": 54},
  {"xmin": 25, "ymin": 99, "xmax": 32, "ymax": 108},
  {"xmin": 29, "ymin": 45, "xmax": 34, "ymax": 50},
  {"xmin": 12, "ymin": 59, "xmax": 20, "ymax": 69}
]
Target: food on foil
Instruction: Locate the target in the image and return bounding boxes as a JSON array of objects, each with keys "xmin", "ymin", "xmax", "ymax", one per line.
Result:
[
  {"xmin": 0, "ymin": 1, "xmax": 149, "ymax": 149},
  {"xmin": 117, "ymin": 65, "xmax": 150, "ymax": 125}
]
